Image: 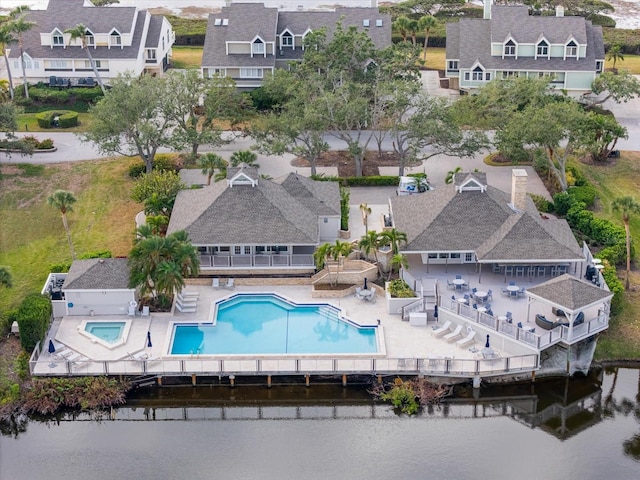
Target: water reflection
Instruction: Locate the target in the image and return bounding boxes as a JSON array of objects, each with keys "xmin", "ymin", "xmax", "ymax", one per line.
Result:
[{"xmin": 1, "ymin": 368, "xmax": 638, "ymax": 479}]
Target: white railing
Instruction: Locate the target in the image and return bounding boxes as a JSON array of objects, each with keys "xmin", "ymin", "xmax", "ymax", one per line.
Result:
[
  {"xmin": 199, "ymin": 254, "xmax": 314, "ymax": 269},
  {"xmin": 400, "ymin": 298, "xmax": 424, "ymax": 320},
  {"xmin": 31, "ymin": 353, "xmax": 539, "ymax": 378}
]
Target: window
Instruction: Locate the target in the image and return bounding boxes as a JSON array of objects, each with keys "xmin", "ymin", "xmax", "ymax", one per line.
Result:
[
  {"xmin": 504, "ymin": 40, "xmax": 516, "ymax": 56},
  {"xmin": 214, "ymin": 18, "xmax": 222, "ymax": 26},
  {"xmin": 502, "ymin": 71, "xmax": 516, "ymax": 78},
  {"xmin": 52, "ymin": 30, "xmax": 64, "ymax": 46},
  {"xmin": 86, "ymin": 32, "xmax": 94, "ymax": 46},
  {"xmin": 240, "ymin": 68, "xmax": 262, "ymax": 78},
  {"xmin": 566, "ymin": 41, "xmax": 577, "ymax": 57},
  {"xmin": 596, "ymin": 60, "xmax": 603, "ymax": 73},
  {"xmin": 472, "ymin": 66, "xmax": 484, "ymax": 81},
  {"xmin": 281, "ymin": 32, "xmax": 293, "ymax": 47},
  {"xmin": 252, "ymin": 39, "xmax": 264, "ymax": 54},
  {"xmin": 438, "ymin": 253, "xmax": 449, "ymax": 259},
  {"xmin": 464, "ymin": 72, "xmax": 470, "ymax": 81},
  {"xmin": 110, "ymin": 31, "xmax": 122, "ymax": 46},
  {"xmin": 537, "ymin": 40, "xmax": 548, "ymax": 57},
  {"xmin": 210, "ymin": 68, "xmax": 225, "ymax": 77},
  {"xmin": 485, "ymin": 72, "xmax": 491, "ymax": 81},
  {"xmin": 84, "ymin": 60, "xmax": 102, "ymax": 69},
  {"xmin": 465, "ymin": 253, "xmax": 473, "ymax": 262},
  {"xmin": 146, "ymin": 49, "xmax": 156, "ymax": 60},
  {"xmin": 50, "ymin": 60, "xmax": 68, "ymax": 69},
  {"xmin": 448, "ymin": 60, "xmax": 458, "ymax": 71},
  {"xmin": 14, "ymin": 57, "xmax": 39, "ymax": 70},
  {"xmin": 450, "ymin": 253, "xmax": 461, "ymax": 259}
]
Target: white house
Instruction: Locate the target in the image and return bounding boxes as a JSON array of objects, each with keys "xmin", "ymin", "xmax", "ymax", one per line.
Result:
[{"xmin": 4, "ymin": 0, "xmax": 174, "ymax": 87}]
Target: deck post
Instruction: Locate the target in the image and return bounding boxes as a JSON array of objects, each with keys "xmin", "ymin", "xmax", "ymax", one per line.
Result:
[
  {"xmin": 531, "ymin": 371, "xmax": 536, "ymax": 383},
  {"xmin": 157, "ymin": 376, "xmax": 162, "ymax": 386},
  {"xmin": 191, "ymin": 374, "xmax": 197, "ymax": 386},
  {"xmin": 229, "ymin": 375, "xmax": 235, "ymax": 387},
  {"xmin": 305, "ymin": 374, "xmax": 310, "ymax": 387},
  {"xmin": 342, "ymin": 374, "xmax": 347, "ymax": 387},
  {"xmin": 267, "ymin": 375, "xmax": 272, "ymax": 388},
  {"xmin": 472, "ymin": 375, "xmax": 481, "ymax": 389}
]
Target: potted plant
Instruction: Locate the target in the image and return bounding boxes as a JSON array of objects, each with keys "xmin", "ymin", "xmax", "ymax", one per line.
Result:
[
  {"xmin": 385, "ymin": 278, "xmax": 420, "ymax": 315},
  {"xmin": 339, "ymin": 186, "xmax": 350, "ymax": 239}
]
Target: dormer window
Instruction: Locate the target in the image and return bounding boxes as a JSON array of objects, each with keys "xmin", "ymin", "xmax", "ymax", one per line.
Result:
[
  {"xmin": 536, "ymin": 40, "xmax": 548, "ymax": 57},
  {"xmin": 252, "ymin": 38, "xmax": 264, "ymax": 55},
  {"xmin": 566, "ymin": 40, "xmax": 577, "ymax": 58},
  {"xmin": 85, "ymin": 30, "xmax": 95, "ymax": 47},
  {"xmin": 472, "ymin": 65, "xmax": 484, "ymax": 81},
  {"xmin": 504, "ymin": 40, "xmax": 516, "ymax": 57},
  {"xmin": 281, "ymin": 31, "xmax": 293, "ymax": 48},
  {"xmin": 110, "ymin": 30, "xmax": 122, "ymax": 47},
  {"xmin": 52, "ymin": 29, "xmax": 64, "ymax": 46}
]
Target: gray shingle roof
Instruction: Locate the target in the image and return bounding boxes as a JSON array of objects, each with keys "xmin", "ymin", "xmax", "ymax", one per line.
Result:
[
  {"xmin": 63, "ymin": 258, "xmax": 131, "ymax": 290},
  {"xmin": 144, "ymin": 14, "xmax": 163, "ymax": 48},
  {"xmin": 8, "ymin": 0, "xmax": 154, "ymax": 61},
  {"xmin": 202, "ymin": 5, "xmax": 391, "ymax": 68},
  {"xmin": 527, "ymin": 274, "xmax": 613, "ymax": 311},
  {"xmin": 167, "ymin": 174, "xmax": 339, "ymax": 245},
  {"xmin": 390, "ymin": 173, "xmax": 583, "ymax": 262},
  {"xmin": 447, "ymin": 6, "xmax": 604, "ymax": 72}
]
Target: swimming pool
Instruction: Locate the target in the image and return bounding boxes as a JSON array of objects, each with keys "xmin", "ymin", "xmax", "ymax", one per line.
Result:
[
  {"xmin": 170, "ymin": 294, "xmax": 378, "ymax": 355},
  {"xmin": 79, "ymin": 320, "xmax": 130, "ymax": 349}
]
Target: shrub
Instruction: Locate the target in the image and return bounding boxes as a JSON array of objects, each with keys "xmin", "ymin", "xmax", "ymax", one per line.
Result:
[
  {"xmin": 70, "ymin": 86, "xmax": 103, "ymax": 103},
  {"xmin": 79, "ymin": 250, "xmax": 112, "ymax": 260},
  {"xmin": 15, "ymin": 293, "xmax": 52, "ymax": 352},
  {"xmin": 49, "ymin": 261, "xmax": 72, "ymax": 273},
  {"xmin": 553, "ymin": 192, "xmax": 577, "ymax": 216},
  {"xmin": 35, "ymin": 110, "xmax": 78, "ymax": 128},
  {"xmin": 387, "ymin": 279, "xmax": 416, "ymax": 298},
  {"xmin": 529, "ymin": 193, "xmax": 553, "ymax": 213},
  {"xmin": 601, "ymin": 264, "xmax": 625, "ymax": 314},
  {"xmin": 128, "ymin": 154, "xmax": 179, "ymax": 178},
  {"xmin": 0, "ymin": 308, "xmax": 18, "ymax": 337},
  {"xmin": 568, "ymin": 185, "xmax": 598, "ymax": 208},
  {"xmin": 340, "ymin": 186, "xmax": 350, "ymax": 231}
]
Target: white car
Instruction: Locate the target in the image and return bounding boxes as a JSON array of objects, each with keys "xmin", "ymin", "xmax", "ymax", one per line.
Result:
[{"xmin": 397, "ymin": 176, "xmax": 432, "ymax": 196}]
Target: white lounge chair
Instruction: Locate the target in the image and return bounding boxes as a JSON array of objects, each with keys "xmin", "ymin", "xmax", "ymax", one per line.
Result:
[
  {"xmin": 432, "ymin": 320, "xmax": 452, "ymax": 338},
  {"xmin": 443, "ymin": 324, "xmax": 464, "ymax": 343},
  {"xmin": 456, "ymin": 328, "xmax": 476, "ymax": 348},
  {"xmin": 128, "ymin": 351, "xmax": 149, "ymax": 361},
  {"xmin": 225, "ymin": 278, "xmax": 235, "ymax": 289},
  {"xmin": 180, "ymin": 290, "xmax": 199, "ymax": 298},
  {"xmin": 141, "ymin": 305, "xmax": 150, "ymax": 316},
  {"xmin": 212, "ymin": 278, "xmax": 221, "ymax": 288},
  {"xmin": 175, "ymin": 303, "xmax": 197, "ymax": 313}
]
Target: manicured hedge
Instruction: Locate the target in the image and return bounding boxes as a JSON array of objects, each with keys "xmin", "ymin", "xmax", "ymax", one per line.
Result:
[
  {"xmin": 35, "ymin": 110, "xmax": 78, "ymax": 128},
  {"xmin": 603, "ymin": 27, "xmax": 640, "ymax": 55},
  {"xmin": 16, "ymin": 293, "xmax": 52, "ymax": 352}
]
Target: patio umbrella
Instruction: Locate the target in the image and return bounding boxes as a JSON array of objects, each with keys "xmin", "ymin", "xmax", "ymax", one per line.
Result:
[
  {"xmin": 485, "ymin": 334, "xmax": 490, "ymax": 349},
  {"xmin": 434, "ymin": 305, "xmax": 438, "ymax": 320},
  {"xmin": 364, "ymin": 278, "xmax": 368, "ymax": 290},
  {"xmin": 48, "ymin": 339, "xmax": 55, "ymax": 354},
  {"xmin": 147, "ymin": 331, "xmax": 152, "ymax": 348}
]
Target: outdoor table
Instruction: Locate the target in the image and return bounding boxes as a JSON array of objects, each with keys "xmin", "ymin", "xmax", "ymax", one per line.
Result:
[
  {"xmin": 477, "ymin": 306, "xmax": 487, "ymax": 313},
  {"xmin": 360, "ymin": 289, "xmax": 373, "ymax": 299},
  {"xmin": 507, "ymin": 285, "xmax": 520, "ymax": 297},
  {"xmin": 592, "ymin": 258, "xmax": 602, "ymax": 264},
  {"xmin": 474, "ymin": 290, "xmax": 488, "ymax": 302},
  {"xmin": 452, "ymin": 279, "xmax": 466, "ymax": 289},
  {"xmin": 457, "ymin": 297, "xmax": 468, "ymax": 304}
]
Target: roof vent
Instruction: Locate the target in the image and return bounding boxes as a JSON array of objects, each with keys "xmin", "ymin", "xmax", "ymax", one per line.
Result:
[
  {"xmin": 376, "ymin": 19, "xmax": 383, "ymax": 27},
  {"xmin": 214, "ymin": 18, "xmax": 221, "ymax": 26},
  {"xmin": 222, "ymin": 19, "xmax": 228, "ymax": 26},
  {"xmin": 363, "ymin": 19, "xmax": 370, "ymax": 27}
]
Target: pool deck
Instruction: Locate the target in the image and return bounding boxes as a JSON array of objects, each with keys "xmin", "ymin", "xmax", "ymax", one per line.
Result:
[{"xmin": 32, "ymin": 282, "xmax": 542, "ymax": 379}]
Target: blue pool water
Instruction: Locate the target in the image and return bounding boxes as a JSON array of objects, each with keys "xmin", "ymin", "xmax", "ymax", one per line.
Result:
[
  {"xmin": 84, "ymin": 322, "xmax": 125, "ymax": 344},
  {"xmin": 170, "ymin": 294, "xmax": 377, "ymax": 355}
]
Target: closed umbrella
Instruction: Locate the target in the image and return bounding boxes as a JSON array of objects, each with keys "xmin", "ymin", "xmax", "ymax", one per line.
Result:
[
  {"xmin": 147, "ymin": 331, "xmax": 152, "ymax": 348},
  {"xmin": 48, "ymin": 339, "xmax": 56, "ymax": 354},
  {"xmin": 485, "ymin": 334, "xmax": 490, "ymax": 349},
  {"xmin": 364, "ymin": 278, "xmax": 368, "ymax": 290}
]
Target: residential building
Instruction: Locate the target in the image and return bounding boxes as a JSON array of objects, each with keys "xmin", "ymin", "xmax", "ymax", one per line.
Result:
[
  {"xmin": 167, "ymin": 168, "xmax": 341, "ymax": 274},
  {"xmin": 445, "ymin": 3, "xmax": 605, "ymax": 95},
  {"xmin": 201, "ymin": 3, "xmax": 391, "ymax": 88},
  {"xmin": 4, "ymin": 0, "xmax": 174, "ymax": 87}
]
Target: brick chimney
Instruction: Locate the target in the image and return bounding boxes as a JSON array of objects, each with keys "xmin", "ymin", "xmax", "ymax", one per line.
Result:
[{"xmin": 510, "ymin": 169, "xmax": 528, "ymax": 212}]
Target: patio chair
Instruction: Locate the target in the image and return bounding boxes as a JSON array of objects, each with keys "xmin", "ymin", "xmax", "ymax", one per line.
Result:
[
  {"xmin": 471, "ymin": 288, "xmax": 478, "ymax": 295},
  {"xmin": 455, "ymin": 274, "xmax": 462, "ymax": 280},
  {"xmin": 472, "ymin": 303, "xmax": 477, "ymax": 310},
  {"xmin": 444, "ymin": 324, "xmax": 464, "ymax": 343},
  {"xmin": 367, "ymin": 289, "xmax": 377, "ymax": 303},
  {"xmin": 463, "ymin": 294, "xmax": 470, "ymax": 302},
  {"xmin": 517, "ymin": 322, "xmax": 523, "ymax": 329},
  {"xmin": 447, "ymin": 279, "xmax": 454, "ymax": 290},
  {"xmin": 432, "ymin": 320, "xmax": 452, "ymax": 337},
  {"xmin": 212, "ymin": 278, "xmax": 221, "ymax": 288},
  {"xmin": 506, "ymin": 311, "xmax": 513, "ymax": 321},
  {"xmin": 141, "ymin": 306, "xmax": 150, "ymax": 317},
  {"xmin": 509, "ymin": 281, "xmax": 515, "ymax": 286},
  {"xmin": 486, "ymin": 289, "xmax": 493, "ymax": 300},
  {"xmin": 225, "ymin": 278, "xmax": 235, "ymax": 289},
  {"xmin": 501, "ymin": 287, "xmax": 509, "ymax": 296},
  {"xmin": 517, "ymin": 287, "xmax": 526, "ymax": 297},
  {"xmin": 456, "ymin": 327, "xmax": 476, "ymax": 349},
  {"xmin": 127, "ymin": 351, "xmax": 149, "ymax": 361},
  {"xmin": 484, "ymin": 303, "xmax": 491, "ymax": 310}
]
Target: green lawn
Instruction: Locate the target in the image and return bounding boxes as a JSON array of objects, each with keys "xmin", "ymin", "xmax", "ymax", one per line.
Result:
[
  {"xmin": 16, "ymin": 112, "xmax": 93, "ymax": 133},
  {"xmin": 172, "ymin": 46, "xmax": 203, "ymax": 69},
  {"xmin": 422, "ymin": 47, "xmax": 446, "ymax": 71},
  {"xmin": 0, "ymin": 159, "xmax": 140, "ymax": 313},
  {"xmin": 605, "ymin": 55, "xmax": 640, "ymax": 74}
]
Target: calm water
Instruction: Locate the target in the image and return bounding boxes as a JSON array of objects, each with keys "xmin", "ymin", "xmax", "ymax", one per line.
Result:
[
  {"xmin": 1, "ymin": 368, "xmax": 639, "ymax": 480},
  {"xmin": 85, "ymin": 322, "xmax": 125, "ymax": 344},
  {"xmin": 170, "ymin": 295, "xmax": 377, "ymax": 355}
]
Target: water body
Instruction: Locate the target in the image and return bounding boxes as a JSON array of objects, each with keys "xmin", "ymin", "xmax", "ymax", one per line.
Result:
[{"xmin": 1, "ymin": 367, "xmax": 639, "ymax": 479}]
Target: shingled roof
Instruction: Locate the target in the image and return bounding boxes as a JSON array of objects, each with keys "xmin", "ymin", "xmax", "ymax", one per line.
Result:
[
  {"xmin": 8, "ymin": 0, "xmax": 150, "ymax": 61},
  {"xmin": 167, "ymin": 172, "xmax": 339, "ymax": 245},
  {"xmin": 390, "ymin": 172, "xmax": 583, "ymax": 262},
  {"xmin": 527, "ymin": 274, "xmax": 613, "ymax": 311},
  {"xmin": 63, "ymin": 258, "xmax": 131, "ymax": 290},
  {"xmin": 446, "ymin": 6, "xmax": 604, "ymax": 72}
]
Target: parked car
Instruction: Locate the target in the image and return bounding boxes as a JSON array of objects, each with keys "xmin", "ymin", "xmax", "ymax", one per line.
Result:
[{"xmin": 397, "ymin": 176, "xmax": 433, "ymax": 196}]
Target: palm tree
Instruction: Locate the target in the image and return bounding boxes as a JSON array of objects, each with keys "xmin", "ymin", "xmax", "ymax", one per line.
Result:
[
  {"xmin": 9, "ymin": 7, "xmax": 35, "ymax": 100},
  {"xmin": 330, "ymin": 239, "xmax": 353, "ymax": 286},
  {"xmin": 393, "ymin": 15, "xmax": 412, "ymax": 43},
  {"xmin": 47, "ymin": 190, "xmax": 77, "ymax": 260},
  {"xmin": 0, "ymin": 266, "xmax": 12, "ymax": 288},
  {"xmin": 611, "ymin": 196, "xmax": 640, "ymax": 289},
  {"xmin": 418, "ymin": 15, "xmax": 438, "ymax": 60},
  {"xmin": 359, "ymin": 230, "xmax": 382, "ymax": 277},
  {"xmin": 230, "ymin": 150, "xmax": 259, "ymax": 168},
  {"xmin": 0, "ymin": 79, "xmax": 9, "ymax": 103},
  {"xmin": 379, "ymin": 228, "xmax": 408, "ymax": 255},
  {"xmin": 64, "ymin": 23, "xmax": 107, "ymax": 94},
  {"xmin": 359, "ymin": 203, "xmax": 371, "ymax": 232},
  {"xmin": 0, "ymin": 25, "xmax": 16, "ymax": 100},
  {"xmin": 408, "ymin": 18, "xmax": 419, "ymax": 45},
  {"xmin": 388, "ymin": 253, "xmax": 409, "ymax": 281},
  {"xmin": 197, "ymin": 152, "xmax": 227, "ymax": 185},
  {"xmin": 606, "ymin": 44, "xmax": 624, "ymax": 71},
  {"xmin": 445, "ymin": 166, "xmax": 462, "ymax": 184}
]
